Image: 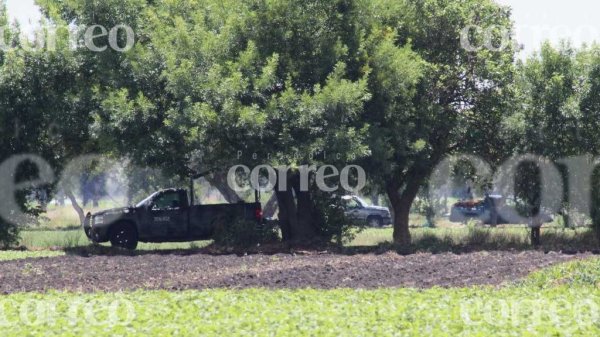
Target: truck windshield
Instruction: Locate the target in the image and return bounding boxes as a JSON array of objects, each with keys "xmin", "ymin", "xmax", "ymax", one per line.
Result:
[
  {"xmin": 354, "ymin": 197, "xmax": 368, "ymax": 207},
  {"xmin": 136, "ymin": 192, "xmax": 158, "ymax": 208}
]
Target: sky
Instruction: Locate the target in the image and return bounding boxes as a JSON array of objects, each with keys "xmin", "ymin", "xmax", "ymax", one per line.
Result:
[
  {"xmin": 5, "ymin": 0, "xmax": 41, "ymax": 31},
  {"xmin": 4, "ymin": 0, "xmax": 600, "ymax": 56}
]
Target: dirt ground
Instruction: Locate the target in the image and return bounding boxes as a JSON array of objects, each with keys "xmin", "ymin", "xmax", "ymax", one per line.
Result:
[{"xmin": 0, "ymin": 251, "xmax": 587, "ymax": 293}]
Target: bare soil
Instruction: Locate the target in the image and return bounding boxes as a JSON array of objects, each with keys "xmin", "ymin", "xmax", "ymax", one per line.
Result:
[{"xmin": 0, "ymin": 251, "xmax": 586, "ymax": 294}]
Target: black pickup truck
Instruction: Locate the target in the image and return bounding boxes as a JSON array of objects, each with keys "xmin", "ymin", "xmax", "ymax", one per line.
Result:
[{"xmin": 83, "ymin": 188, "xmax": 262, "ymax": 249}]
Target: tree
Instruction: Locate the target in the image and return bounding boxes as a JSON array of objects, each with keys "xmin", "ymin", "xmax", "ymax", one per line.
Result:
[
  {"xmin": 578, "ymin": 46, "xmax": 600, "ymax": 238},
  {"xmin": 511, "ymin": 42, "xmax": 600, "ymax": 236},
  {"xmin": 506, "ymin": 43, "xmax": 577, "ymax": 229},
  {"xmin": 41, "ymin": 0, "xmax": 371, "ymax": 243},
  {"xmin": 0, "ymin": 2, "xmax": 93, "ymax": 244},
  {"xmin": 361, "ymin": 0, "xmax": 516, "ymax": 246},
  {"xmin": 38, "ymin": 0, "xmax": 519, "ymax": 246}
]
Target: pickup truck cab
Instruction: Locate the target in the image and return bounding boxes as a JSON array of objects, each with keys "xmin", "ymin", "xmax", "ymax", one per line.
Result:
[{"xmin": 83, "ymin": 188, "xmax": 262, "ymax": 249}]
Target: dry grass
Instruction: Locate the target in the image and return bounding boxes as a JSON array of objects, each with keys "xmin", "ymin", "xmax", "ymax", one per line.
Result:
[{"xmin": 351, "ymin": 226, "xmax": 599, "ymax": 253}]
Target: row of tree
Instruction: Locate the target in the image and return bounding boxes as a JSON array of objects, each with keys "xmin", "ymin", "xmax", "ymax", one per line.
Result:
[{"xmin": 2, "ymin": 0, "xmax": 600, "ymax": 247}]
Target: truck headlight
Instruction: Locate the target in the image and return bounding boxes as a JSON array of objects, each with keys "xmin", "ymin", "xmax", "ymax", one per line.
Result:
[{"xmin": 94, "ymin": 216, "xmax": 104, "ymax": 225}]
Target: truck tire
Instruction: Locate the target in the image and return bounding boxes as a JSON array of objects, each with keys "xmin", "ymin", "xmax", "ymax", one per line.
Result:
[
  {"xmin": 531, "ymin": 227, "xmax": 541, "ymax": 246},
  {"xmin": 84, "ymin": 227, "xmax": 93, "ymax": 240},
  {"xmin": 109, "ymin": 222, "xmax": 138, "ymax": 250},
  {"xmin": 367, "ymin": 216, "xmax": 384, "ymax": 228}
]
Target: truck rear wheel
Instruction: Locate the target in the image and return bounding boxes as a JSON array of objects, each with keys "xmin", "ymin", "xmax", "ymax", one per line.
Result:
[{"xmin": 109, "ymin": 223, "xmax": 138, "ymax": 250}]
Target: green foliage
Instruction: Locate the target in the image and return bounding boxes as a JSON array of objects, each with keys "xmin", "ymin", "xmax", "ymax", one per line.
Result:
[
  {"xmin": 510, "ymin": 43, "xmax": 600, "ymax": 233},
  {"xmin": 520, "ymin": 257, "xmax": 600, "ymax": 289},
  {"xmin": 0, "ymin": 250, "xmax": 64, "ymax": 261},
  {"xmin": 0, "ymin": 22, "xmax": 71, "ymax": 246},
  {"xmin": 411, "ymin": 194, "xmax": 440, "ymax": 228},
  {"xmin": 0, "ymin": 222, "xmax": 20, "ymax": 249},
  {"xmin": 38, "ymin": 0, "xmax": 374, "ymax": 178},
  {"xmin": 510, "ymin": 43, "xmax": 581, "ymax": 158},
  {"xmin": 310, "ymin": 190, "xmax": 363, "ymax": 245}
]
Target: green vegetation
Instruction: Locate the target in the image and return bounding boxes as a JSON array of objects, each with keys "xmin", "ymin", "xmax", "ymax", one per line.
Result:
[
  {"xmin": 0, "ymin": 250, "xmax": 64, "ymax": 261},
  {"xmin": 19, "ymin": 230, "xmax": 87, "ymax": 249},
  {"xmin": 353, "ymin": 226, "xmax": 599, "ymax": 251},
  {"xmin": 520, "ymin": 257, "xmax": 600, "ymax": 289},
  {"xmin": 6, "ymin": 226, "xmax": 595, "ymax": 255},
  {"xmin": 0, "ymin": 258, "xmax": 599, "ymax": 336},
  {"xmin": 17, "ymin": 230, "xmax": 211, "ymax": 251}
]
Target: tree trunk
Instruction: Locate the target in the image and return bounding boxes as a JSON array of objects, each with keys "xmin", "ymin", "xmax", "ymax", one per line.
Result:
[
  {"xmin": 274, "ymin": 170, "xmax": 318, "ymax": 243},
  {"xmin": 205, "ymin": 171, "xmax": 243, "ymax": 203},
  {"xmin": 64, "ymin": 188, "xmax": 85, "ymax": 226},
  {"xmin": 263, "ymin": 193, "xmax": 278, "ymax": 218},
  {"xmin": 386, "ymin": 176, "xmax": 424, "ymax": 248},
  {"xmin": 387, "ymin": 182, "xmax": 411, "ymax": 247},
  {"xmin": 392, "ymin": 203, "xmax": 412, "ymax": 246},
  {"xmin": 275, "ymin": 188, "xmax": 294, "ymax": 241},
  {"xmin": 293, "ymin": 189, "xmax": 318, "ymax": 240}
]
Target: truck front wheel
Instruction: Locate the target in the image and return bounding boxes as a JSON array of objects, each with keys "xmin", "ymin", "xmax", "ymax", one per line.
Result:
[
  {"xmin": 109, "ymin": 223, "xmax": 138, "ymax": 250},
  {"xmin": 367, "ymin": 216, "xmax": 384, "ymax": 228}
]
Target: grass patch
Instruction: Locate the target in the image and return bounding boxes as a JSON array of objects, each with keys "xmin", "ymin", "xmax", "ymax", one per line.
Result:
[
  {"xmin": 19, "ymin": 230, "xmax": 88, "ymax": 249},
  {"xmin": 0, "ymin": 251, "xmax": 65, "ymax": 261},
  {"xmin": 18, "ymin": 230, "xmax": 211, "ymax": 251},
  {"xmin": 519, "ymin": 257, "xmax": 600, "ymax": 289},
  {"xmin": 15, "ymin": 226, "xmax": 599, "ymax": 253},
  {"xmin": 353, "ymin": 226, "xmax": 599, "ymax": 253}
]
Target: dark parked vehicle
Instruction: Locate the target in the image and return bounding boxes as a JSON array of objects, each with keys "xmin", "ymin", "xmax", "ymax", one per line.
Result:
[
  {"xmin": 449, "ymin": 195, "xmax": 553, "ymax": 225},
  {"xmin": 83, "ymin": 188, "xmax": 262, "ymax": 249}
]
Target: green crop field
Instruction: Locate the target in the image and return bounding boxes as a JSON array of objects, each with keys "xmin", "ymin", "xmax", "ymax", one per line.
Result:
[{"xmin": 1, "ymin": 257, "xmax": 599, "ymax": 336}]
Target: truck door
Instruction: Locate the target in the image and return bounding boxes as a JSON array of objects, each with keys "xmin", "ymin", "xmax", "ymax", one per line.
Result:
[
  {"xmin": 344, "ymin": 197, "xmax": 365, "ymax": 221},
  {"xmin": 148, "ymin": 190, "xmax": 187, "ymax": 239}
]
